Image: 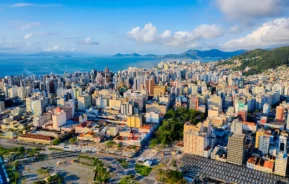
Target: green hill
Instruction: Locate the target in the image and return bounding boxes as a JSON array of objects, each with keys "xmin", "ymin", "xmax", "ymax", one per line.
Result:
[
  {"xmin": 220, "ymin": 46, "xmax": 289, "ymax": 75},
  {"xmin": 112, "ymin": 49, "xmax": 245, "ymax": 59}
]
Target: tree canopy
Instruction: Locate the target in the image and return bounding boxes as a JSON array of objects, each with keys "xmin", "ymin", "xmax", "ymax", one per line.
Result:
[
  {"xmin": 219, "ymin": 46, "xmax": 289, "ymax": 75},
  {"xmin": 150, "ymin": 107, "xmax": 205, "ymax": 147}
]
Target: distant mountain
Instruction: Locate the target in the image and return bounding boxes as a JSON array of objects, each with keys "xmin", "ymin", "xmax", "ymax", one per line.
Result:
[
  {"xmin": 112, "ymin": 49, "xmax": 245, "ymax": 59},
  {"xmin": 112, "ymin": 53, "xmax": 146, "ymax": 57},
  {"xmin": 162, "ymin": 49, "xmax": 245, "ymax": 59},
  {"xmin": 218, "ymin": 45, "xmax": 289, "ymax": 75}
]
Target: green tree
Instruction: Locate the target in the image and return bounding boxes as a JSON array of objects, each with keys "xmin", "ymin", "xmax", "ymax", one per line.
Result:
[
  {"xmin": 33, "ymin": 181, "xmax": 46, "ymax": 184},
  {"xmin": 69, "ymin": 137, "xmax": 77, "ymax": 144},
  {"xmin": 150, "ymin": 107, "xmax": 205, "ymax": 147},
  {"xmin": 119, "ymin": 175, "xmax": 138, "ymax": 184},
  {"xmin": 52, "ymin": 138, "xmax": 61, "ymax": 145},
  {"xmin": 106, "ymin": 141, "xmax": 116, "ymax": 147},
  {"xmin": 18, "ymin": 146, "xmax": 25, "ymax": 153},
  {"xmin": 150, "ymin": 138, "xmax": 159, "ymax": 148},
  {"xmin": 117, "ymin": 142, "xmax": 123, "ymax": 148},
  {"xmin": 13, "ymin": 171, "xmax": 21, "ymax": 183}
]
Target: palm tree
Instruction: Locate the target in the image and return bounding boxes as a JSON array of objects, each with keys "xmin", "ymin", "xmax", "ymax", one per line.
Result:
[{"xmin": 13, "ymin": 171, "xmax": 21, "ymax": 183}]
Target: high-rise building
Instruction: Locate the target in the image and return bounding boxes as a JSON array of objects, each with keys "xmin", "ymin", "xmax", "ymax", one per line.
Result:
[
  {"xmin": 153, "ymin": 86, "xmax": 166, "ymax": 97},
  {"xmin": 57, "ymin": 97, "xmax": 65, "ymax": 106},
  {"xmin": 227, "ymin": 133, "xmax": 245, "ymax": 165},
  {"xmin": 26, "ymin": 97, "xmax": 34, "ymax": 112},
  {"xmin": 255, "ymin": 129, "xmax": 264, "ymax": 148},
  {"xmin": 208, "ymin": 95, "xmax": 222, "ymax": 112},
  {"xmin": 279, "ymin": 135, "xmax": 287, "ymax": 154},
  {"xmin": 258, "ymin": 135, "xmax": 271, "ymax": 155},
  {"xmin": 32, "ymin": 99, "xmax": 43, "ymax": 116},
  {"xmin": 183, "ymin": 122, "xmax": 213, "ymax": 157},
  {"xmin": 287, "ymin": 114, "xmax": 289, "ymax": 131},
  {"xmin": 127, "ymin": 115, "xmax": 142, "ymax": 128},
  {"xmin": 274, "ymin": 152, "xmax": 288, "ymax": 177},
  {"xmin": 145, "ymin": 112, "xmax": 160, "ymax": 124},
  {"xmin": 65, "ymin": 99, "xmax": 75, "ymax": 117},
  {"xmin": 189, "ymin": 96, "xmax": 198, "ymax": 110},
  {"xmin": 231, "ymin": 120, "xmax": 243, "ymax": 134},
  {"xmin": 237, "ymin": 110, "xmax": 247, "ymax": 122},
  {"xmin": 276, "ymin": 105, "xmax": 284, "ymax": 121},
  {"xmin": 263, "ymin": 103, "xmax": 270, "ymax": 115},
  {"xmin": 52, "ymin": 107, "xmax": 67, "ymax": 130},
  {"xmin": 0, "ymin": 91, "xmax": 5, "ymax": 112},
  {"xmin": 120, "ymin": 103, "xmax": 133, "ymax": 116},
  {"xmin": 78, "ymin": 94, "xmax": 92, "ymax": 110}
]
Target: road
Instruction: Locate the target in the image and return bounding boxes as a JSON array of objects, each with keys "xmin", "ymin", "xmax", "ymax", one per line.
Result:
[{"xmin": 0, "ymin": 138, "xmax": 44, "ymax": 149}]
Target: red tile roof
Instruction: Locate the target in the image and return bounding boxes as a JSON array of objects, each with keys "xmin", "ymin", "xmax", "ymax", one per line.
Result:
[{"xmin": 19, "ymin": 134, "xmax": 51, "ymax": 141}]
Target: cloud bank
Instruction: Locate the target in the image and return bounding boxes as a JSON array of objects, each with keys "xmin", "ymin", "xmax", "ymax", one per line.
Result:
[
  {"xmin": 216, "ymin": 0, "xmax": 289, "ymax": 23},
  {"xmin": 127, "ymin": 23, "xmax": 223, "ymax": 47},
  {"xmin": 77, "ymin": 37, "xmax": 99, "ymax": 45},
  {"xmin": 43, "ymin": 45, "xmax": 76, "ymax": 52},
  {"xmin": 222, "ymin": 18, "xmax": 289, "ymax": 50}
]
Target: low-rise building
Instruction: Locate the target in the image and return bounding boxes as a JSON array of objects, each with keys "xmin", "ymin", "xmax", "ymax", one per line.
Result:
[
  {"xmin": 77, "ymin": 131, "xmax": 104, "ymax": 143},
  {"xmin": 18, "ymin": 134, "xmax": 52, "ymax": 145}
]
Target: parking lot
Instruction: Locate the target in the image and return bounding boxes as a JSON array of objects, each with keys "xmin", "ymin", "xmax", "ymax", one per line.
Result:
[{"xmin": 21, "ymin": 158, "xmax": 95, "ymax": 184}]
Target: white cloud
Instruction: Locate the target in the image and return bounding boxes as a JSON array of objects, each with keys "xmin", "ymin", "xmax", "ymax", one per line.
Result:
[
  {"xmin": 216, "ymin": 0, "xmax": 289, "ymax": 23},
  {"xmin": 43, "ymin": 45, "xmax": 60, "ymax": 52},
  {"xmin": 160, "ymin": 30, "xmax": 171, "ymax": 39},
  {"xmin": 10, "ymin": 20, "xmax": 41, "ymax": 31},
  {"xmin": 229, "ymin": 25, "xmax": 242, "ymax": 34},
  {"xmin": 127, "ymin": 23, "xmax": 223, "ymax": 47},
  {"xmin": 222, "ymin": 18, "xmax": 289, "ymax": 50},
  {"xmin": 10, "ymin": 3, "xmax": 34, "ymax": 8},
  {"xmin": 23, "ymin": 33, "xmax": 33, "ymax": 40},
  {"xmin": 77, "ymin": 37, "xmax": 99, "ymax": 45},
  {"xmin": 0, "ymin": 43, "xmax": 14, "ymax": 51},
  {"xmin": 22, "ymin": 32, "xmax": 59, "ymax": 40},
  {"xmin": 10, "ymin": 3, "xmax": 62, "ymax": 8},
  {"xmin": 20, "ymin": 22, "xmax": 41, "ymax": 31},
  {"xmin": 165, "ymin": 31, "xmax": 195, "ymax": 46},
  {"xmin": 192, "ymin": 24, "xmax": 224, "ymax": 39},
  {"xmin": 43, "ymin": 45, "xmax": 76, "ymax": 52},
  {"xmin": 127, "ymin": 23, "xmax": 157, "ymax": 43}
]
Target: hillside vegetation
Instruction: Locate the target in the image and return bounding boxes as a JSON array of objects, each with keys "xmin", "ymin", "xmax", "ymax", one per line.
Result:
[
  {"xmin": 112, "ymin": 49, "xmax": 245, "ymax": 59},
  {"xmin": 219, "ymin": 46, "xmax": 289, "ymax": 75},
  {"xmin": 150, "ymin": 108, "xmax": 205, "ymax": 147}
]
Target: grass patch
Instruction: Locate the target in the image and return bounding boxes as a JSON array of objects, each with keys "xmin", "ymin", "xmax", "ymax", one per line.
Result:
[
  {"xmin": 119, "ymin": 175, "xmax": 139, "ymax": 184},
  {"xmin": 155, "ymin": 169, "xmax": 187, "ymax": 184},
  {"xmin": 117, "ymin": 159, "xmax": 129, "ymax": 169},
  {"xmin": 135, "ymin": 164, "xmax": 152, "ymax": 177},
  {"xmin": 37, "ymin": 169, "xmax": 49, "ymax": 175},
  {"xmin": 48, "ymin": 147, "xmax": 64, "ymax": 151}
]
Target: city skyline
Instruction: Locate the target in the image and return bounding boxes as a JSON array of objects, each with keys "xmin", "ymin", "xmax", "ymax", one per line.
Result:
[{"xmin": 0, "ymin": 0, "xmax": 289, "ymax": 54}]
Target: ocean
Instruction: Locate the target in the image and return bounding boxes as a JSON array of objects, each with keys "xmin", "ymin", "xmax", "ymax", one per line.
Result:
[{"xmin": 0, "ymin": 56, "xmax": 210, "ymax": 77}]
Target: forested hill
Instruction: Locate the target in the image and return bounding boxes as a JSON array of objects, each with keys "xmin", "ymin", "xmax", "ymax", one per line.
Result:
[{"xmin": 218, "ymin": 46, "xmax": 289, "ymax": 75}]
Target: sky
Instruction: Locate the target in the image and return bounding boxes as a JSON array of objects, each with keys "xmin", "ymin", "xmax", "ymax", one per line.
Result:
[{"xmin": 0, "ymin": 0, "xmax": 289, "ymax": 54}]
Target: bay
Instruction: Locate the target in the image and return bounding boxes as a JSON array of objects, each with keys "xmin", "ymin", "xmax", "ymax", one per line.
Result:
[{"xmin": 0, "ymin": 56, "xmax": 211, "ymax": 77}]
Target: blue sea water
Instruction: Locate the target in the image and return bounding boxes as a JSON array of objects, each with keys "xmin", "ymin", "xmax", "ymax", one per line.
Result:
[{"xmin": 0, "ymin": 56, "xmax": 210, "ymax": 77}]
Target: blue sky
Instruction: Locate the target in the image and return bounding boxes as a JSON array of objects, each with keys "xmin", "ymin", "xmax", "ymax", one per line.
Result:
[{"xmin": 0, "ymin": 0, "xmax": 289, "ymax": 54}]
